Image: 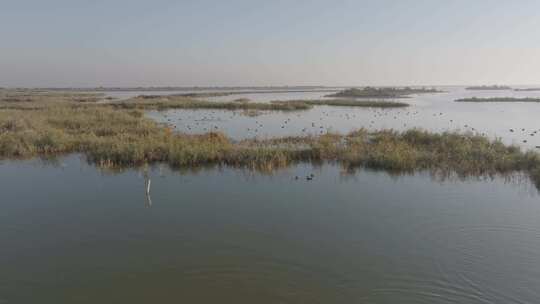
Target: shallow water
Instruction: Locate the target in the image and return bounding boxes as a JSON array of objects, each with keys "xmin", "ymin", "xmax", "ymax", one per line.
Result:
[
  {"xmin": 147, "ymin": 86, "xmax": 540, "ymax": 149},
  {"xmin": 1, "ymin": 156, "xmax": 539, "ymax": 303}
]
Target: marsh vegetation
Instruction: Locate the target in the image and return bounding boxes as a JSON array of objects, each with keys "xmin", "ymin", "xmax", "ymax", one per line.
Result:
[
  {"xmin": 0, "ymin": 90, "xmax": 104, "ymax": 107},
  {"xmin": 118, "ymin": 95, "xmax": 409, "ymax": 111},
  {"xmin": 35, "ymin": 86, "xmax": 335, "ymax": 93},
  {"xmin": 117, "ymin": 95, "xmax": 312, "ymax": 111},
  {"xmin": 326, "ymin": 87, "xmax": 441, "ymax": 98},
  {"xmin": 465, "ymin": 85, "xmax": 512, "ymax": 90},
  {"xmin": 1, "ymin": 90, "xmax": 539, "ymax": 189},
  {"xmin": 173, "ymin": 88, "xmax": 341, "ymax": 99}
]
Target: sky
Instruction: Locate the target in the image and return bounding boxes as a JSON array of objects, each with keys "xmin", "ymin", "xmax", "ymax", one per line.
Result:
[{"xmin": 1, "ymin": 0, "xmax": 540, "ymax": 87}]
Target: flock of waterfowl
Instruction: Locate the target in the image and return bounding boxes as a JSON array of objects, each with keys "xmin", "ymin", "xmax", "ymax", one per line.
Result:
[{"xmin": 151, "ymin": 90, "xmax": 540, "ymax": 149}]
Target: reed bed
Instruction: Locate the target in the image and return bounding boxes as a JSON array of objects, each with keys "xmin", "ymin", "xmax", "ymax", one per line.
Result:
[
  {"xmin": 326, "ymin": 87, "xmax": 441, "ymax": 98},
  {"xmin": 465, "ymin": 85, "xmax": 512, "ymax": 91},
  {"xmin": 1, "ymin": 101, "xmax": 540, "ymax": 189},
  {"xmin": 116, "ymin": 96, "xmax": 409, "ymax": 111},
  {"xmin": 115, "ymin": 96, "xmax": 312, "ymax": 111}
]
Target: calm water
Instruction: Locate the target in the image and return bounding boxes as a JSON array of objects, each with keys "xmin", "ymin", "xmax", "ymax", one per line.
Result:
[
  {"xmin": 1, "ymin": 156, "xmax": 540, "ymax": 303},
  {"xmin": 148, "ymin": 86, "xmax": 540, "ymax": 149}
]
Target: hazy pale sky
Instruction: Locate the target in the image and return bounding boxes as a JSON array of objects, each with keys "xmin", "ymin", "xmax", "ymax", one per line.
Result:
[{"xmin": 2, "ymin": 0, "xmax": 540, "ymax": 87}]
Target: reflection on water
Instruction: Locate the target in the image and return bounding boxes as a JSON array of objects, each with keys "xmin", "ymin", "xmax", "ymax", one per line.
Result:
[
  {"xmin": 143, "ymin": 168, "xmax": 152, "ymax": 208},
  {"xmin": 1, "ymin": 156, "xmax": 540, "ymax": 303}
]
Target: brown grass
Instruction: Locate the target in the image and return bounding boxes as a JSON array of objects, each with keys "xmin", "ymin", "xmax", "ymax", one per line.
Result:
[{"xmin": 0, "ymin": 90, "xmax": 539, "ymax": 189}]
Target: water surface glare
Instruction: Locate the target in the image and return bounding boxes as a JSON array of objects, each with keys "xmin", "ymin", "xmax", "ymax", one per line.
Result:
[{"xmin": 1, "ymin": 156, "xmax": 540, "ymax": 303}]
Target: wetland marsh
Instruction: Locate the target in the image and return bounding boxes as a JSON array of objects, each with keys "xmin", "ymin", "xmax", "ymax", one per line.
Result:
[{"xmin": 2, "ymin": 86, "xmax": 540, "ymax": 303}]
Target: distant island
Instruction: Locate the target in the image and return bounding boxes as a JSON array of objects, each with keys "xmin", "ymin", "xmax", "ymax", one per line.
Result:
[
  {"xmin": 465, "ymin": 85, "xmax": 512, "ymax": 91},
  {"xmin": 326, "ymin": 87, "xmax": 442, "ymax": 99},
  {"xmin": 456, "ymin": 97, "xmax": 540, "ymax": 102}
]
